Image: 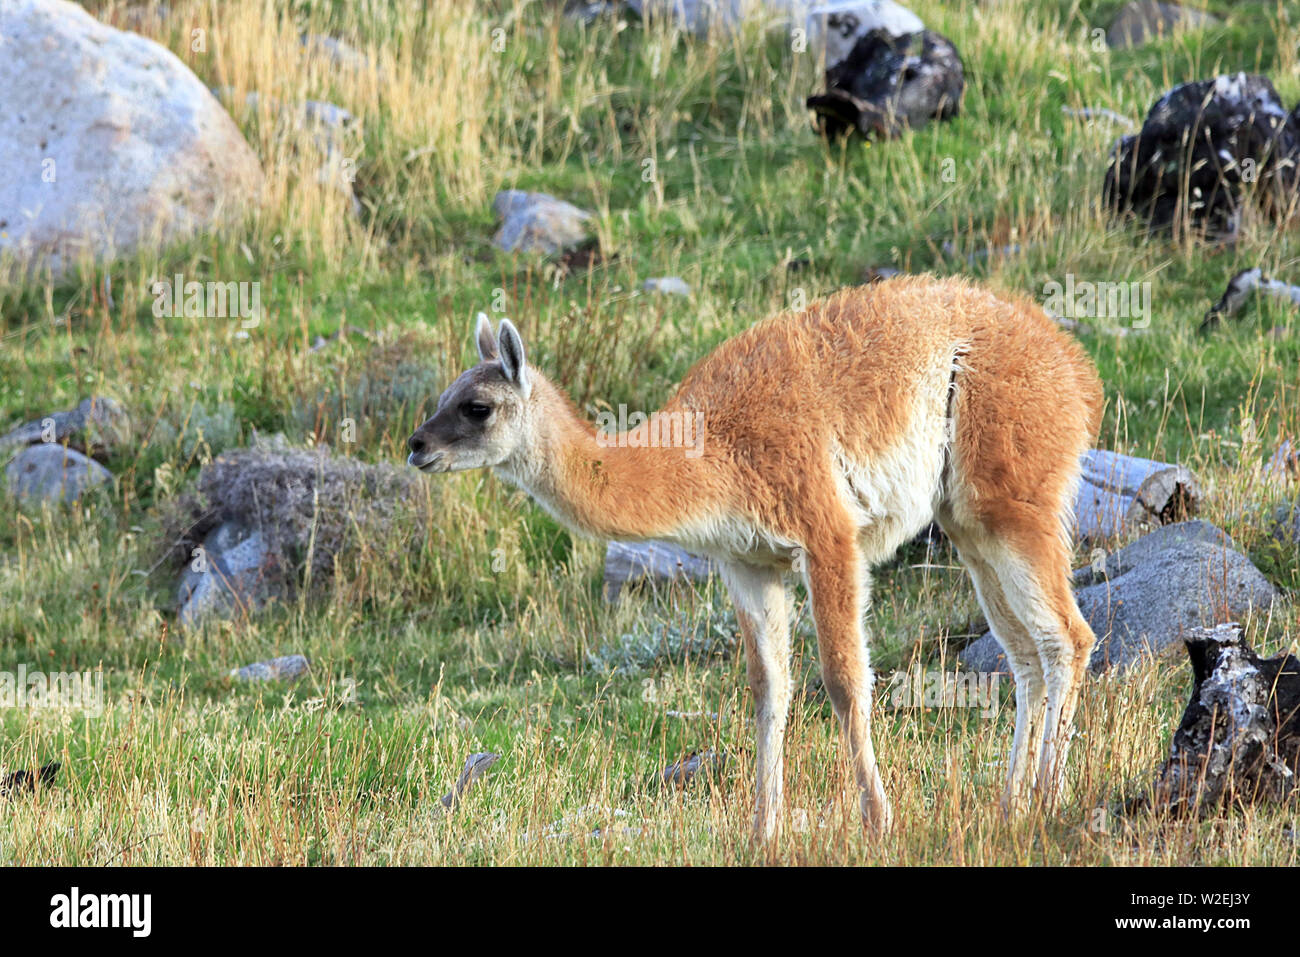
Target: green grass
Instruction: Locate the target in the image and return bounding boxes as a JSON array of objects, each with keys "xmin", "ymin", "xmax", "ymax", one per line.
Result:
[{"xmin": 0, "ymin": 0, "xmax": 1297, "ymax": 864}]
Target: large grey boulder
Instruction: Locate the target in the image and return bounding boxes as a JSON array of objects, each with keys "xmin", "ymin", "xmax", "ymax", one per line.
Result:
[
  {"xmin": 0, "ymin": 0, "xmax": 265, "ymax": 277},
  {"xmin": 1106, "ymin": 1, "xmax": 1220, "ymax": 50},
  {"xmin": 959, "ymin": 521, "xmax": 1280, "ymax": 675},
  {"xmin": 492, "ymin": 191, "xmax": 592, "ymax": 256},
  {"xmin": 5, "ymin": 444, "xmax": 112, "ymax": 503}
]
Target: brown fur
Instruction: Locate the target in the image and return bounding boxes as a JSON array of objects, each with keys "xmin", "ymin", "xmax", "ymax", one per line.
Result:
[{"xmin": 409, "ymin": 275, "xmax": 1105, "ymax": 838}]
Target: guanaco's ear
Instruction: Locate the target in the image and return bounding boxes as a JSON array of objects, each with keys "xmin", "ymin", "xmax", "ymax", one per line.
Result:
[
  {"xmin": 496, "ymin": 318, "xmax": 531, "ymax": 399},
  {"xmin": 475, "ymin": 312, "xmax": 498, "ymax": 362}
]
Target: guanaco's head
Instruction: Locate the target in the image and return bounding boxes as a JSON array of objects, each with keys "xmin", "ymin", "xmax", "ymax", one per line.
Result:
[{"xmin": 407, "ymin": 313, "xmax": 533, "ymax": 474}]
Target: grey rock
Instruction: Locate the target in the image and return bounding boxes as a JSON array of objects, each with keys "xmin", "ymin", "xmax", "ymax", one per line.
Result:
[
  {"xmin": 603, "ymin": 540, "xmax": 715, "ymax": 601},
  {"xmin": 659, "ymin": 749, "xmax": 726, "ymax": 787},
  {"xmin": 1271, "ymin": 502, "xmax": 1300, "ymax": 546},
  {"xmin": 492, "ymin": 191, "xmax": 592, "ymax": 255},
  {"xmin": 1265, "ymin": 440, "xmax": 1298, "ymax": 483},
  {"xmin": 0, "ymin": 397, "xmax": 131, "ymax": 456},
  {"xmin": 641, "ymin": 276, "xmax": 691, "ymax": 296},
  {"xmin": 0, "ymin": 0, "xmax": 265, "ymax": 277},
  {"xmin": 230, "ymin": 654, "xmax": 310, "ymax": 682},
  {"xmin": 1106, "ymin": 1, "xmax": 1220, "ymax": 50},
  {"xmin": 959, "ymin": 521, "xmax": 1279, "ymax": 675},
  {"xmin": 172, "ymin": 444, "xmax": 418, "ymax": 626},
  {"xmin": 628, "ymin": 0, "xmax": 921, "ymax": 48},
  {"xmin": 300, "ymin": 34, "xmax": 374, "ymax": 74},
  {"xmin": 178, "ymin": 522, "xmax": 281, "ymax": 628},
  {"xmin": 440, "ymin": 752, "xmax": 500, "ymax": 810},
  {"xmin": 4, "ymin": 444, "xmax": 112, "ymax": 503}
]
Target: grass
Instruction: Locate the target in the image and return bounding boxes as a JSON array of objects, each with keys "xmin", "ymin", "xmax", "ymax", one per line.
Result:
[{"xmin": 0, "ymin": 0, "xmax": 1298, "ymax": 864}]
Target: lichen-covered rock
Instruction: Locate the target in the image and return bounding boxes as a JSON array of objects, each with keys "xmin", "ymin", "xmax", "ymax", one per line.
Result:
[
  {"xmin": 0, "ymin": 0, "xmax": 265, "ymax": 277},
  {"xmin": 1143, "ymin": 624, "xmax": 1300, "ymax": 815},
  {"xmin": 807, "ymin": 1, "xmax": 924, "ymax": 69},
  {"xmin": 806, "ymin": 27, "xmax": 964, "ymax": 138},
  {"xmin": 166, "ymin": 442, "xmax": 419, "ymax": 626},
  {"xmin": 1104, "ymin": 74, "xmax": 1300, "ymax": 238},
  {"xmin": 230, "ymin": 654, "xmax": 311, "ymax": 682}
]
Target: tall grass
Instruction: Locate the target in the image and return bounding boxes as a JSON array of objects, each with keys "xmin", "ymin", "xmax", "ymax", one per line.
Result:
[{"xmin": 0, "ymin": 0, "xmax": 1296, "ymax": 863}]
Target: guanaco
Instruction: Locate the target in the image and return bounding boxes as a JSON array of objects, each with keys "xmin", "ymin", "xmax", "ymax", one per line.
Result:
[{"xmin": 408, "ymin": 276, "xmax": 1103, "ymax": 839}]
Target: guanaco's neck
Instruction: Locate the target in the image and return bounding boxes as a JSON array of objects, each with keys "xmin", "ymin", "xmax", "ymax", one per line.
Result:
[{"xmin": 493, "ymin": 372, "xmax": 717, "ymax": 542}]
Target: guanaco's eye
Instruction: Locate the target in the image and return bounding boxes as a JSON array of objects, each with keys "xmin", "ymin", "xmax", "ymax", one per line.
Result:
[{"xmin": 462, "ymin": 402, "xmax": 492, "ymax": 421}]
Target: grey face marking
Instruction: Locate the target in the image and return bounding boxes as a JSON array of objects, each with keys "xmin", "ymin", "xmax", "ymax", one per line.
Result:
[{"xmin": 406, "ymin": 362, "xmax": 524, "ymax": 473}]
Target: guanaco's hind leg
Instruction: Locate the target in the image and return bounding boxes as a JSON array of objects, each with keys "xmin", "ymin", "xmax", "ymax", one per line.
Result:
[
  {"xmin": 938, "ymin": 513, "xmax": 1048, "ymax": 813},
  {"xmin": 721, "ymin": 562, "xmax": 791, "ymax": 842},
  {"xmin": 802, "ymin": 533, "xmax": 892, "ymax": 833},
  {"xmin": 977, "ymin": 522, "xmax": 1095, "ymax": 806}
]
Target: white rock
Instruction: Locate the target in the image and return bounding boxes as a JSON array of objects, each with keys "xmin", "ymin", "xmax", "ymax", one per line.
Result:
[
  {"xmin": 0, "ymin": 0, "xmax": 265, "ymax": 277},
  {"xmin": 641, "ymin": 276, "xmax": 691, "ymax": 296},
  {"xmin": 625, "ymin": 1, "xmax": 923, "ymax": 68},
  {"xmin": 806, "ymin": 1, "xmax": 925, "ymax": 69}
]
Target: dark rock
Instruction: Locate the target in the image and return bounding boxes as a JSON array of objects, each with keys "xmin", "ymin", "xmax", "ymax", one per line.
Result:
[
  {"xmin": 807, "ymin": 27, "xmax": 963, "ymax": 139},
  {"xmin": 1141, "ymin": 623, "xmax": 1300, "ymax": 815},
  {"xmin": 959, "ymin": 521, "xmax": 1279, "ymax": 675},
  {"xmin": 1104, "ymin": 74, "xmax": 1300, "ymax": 238},
  {"xmin": 0, "ymin": 761, "xmax": 60, "ymax": 799}
]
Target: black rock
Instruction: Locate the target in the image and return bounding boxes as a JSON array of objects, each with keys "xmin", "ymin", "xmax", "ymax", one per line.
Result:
[
  {"xmin": 1141, "ymin": 624, "xmax": 1300, "ymax": 815},
  {"xmin": 807, "ymin": 28, "xmax": 964, "ymax": 139},
  {"xmin": 0, "ymin": 761, "xmax": 60, "ymax": 799},
  {"xmin": 1104, "ymin": 73, "xmax": 1300, "ymax": 238}
]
